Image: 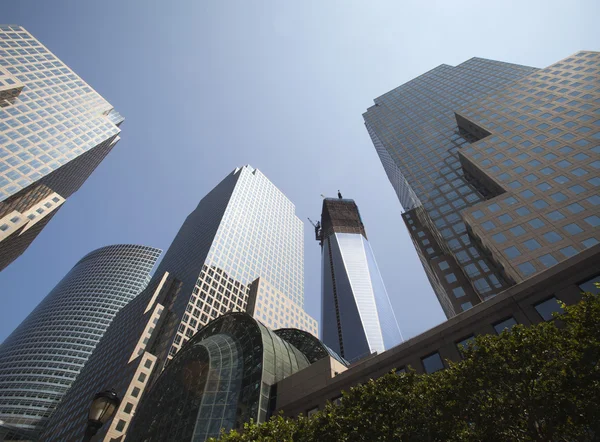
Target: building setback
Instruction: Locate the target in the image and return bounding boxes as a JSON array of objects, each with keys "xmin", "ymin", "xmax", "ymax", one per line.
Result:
[
  {"xmin": 0, "ymin": 25, "xmax": 124, "ymax": 271},
  {"xmin": 364, "ymin": 51, "xmax": 600, "ymax": 317},
  {"xmin": 0, "ymin": 244, "xmax": 160, "ymax": 435},
  {"xmin": 40, "ymin": 165, "xmax": 317, "ymax": 441},
  {"xmin": 317, "ymin": 197, "xmax": 402, "ymax": 362}
]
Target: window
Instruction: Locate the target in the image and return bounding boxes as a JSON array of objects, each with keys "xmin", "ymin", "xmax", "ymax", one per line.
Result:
[
  {"xmin": 564, "ymin": 223, "xmax": 583, "ymax": 235},
  {"xmin": 539, "ymin": 253, "xmax": 558, "ymax": 268},
  {"xmin": 543, "ymin": 231, "xmax": 562, "ymax": 243},
  {"xmin": 456, "ymin": 335, "xmax": 476, "ymax": 354},
  {"xmin": 123, "ymin": 403, "xmax": 133, "ymax": 414},
  {"xmin": 493, "ymin": 317, "xmax": 517, "ymax": 334},
  {"xmin": 528, "ymin": 218, "xmax": 545, "ymax": 229},
  {"xmin": 482, "ymin": 221, "xmax": 495, "ymax": 231},
  {"xmin": 421, "ymin": 352, "xmax": 444, "ymax": 373},
  {"xmin": 115, "ymin": 420, "xmax": 126, "ymax": 432},
  {"xmin": 498, "ymin": 214, "xmax": 513, "ymax": 224},
  {"xmin": 492, "ymin": 233, "xmax": 507, "ymax": 243},
  {"xmin": 524, "ymin": 239, "xmax": 541, "ymax": 250},
  {"xmin": 566, "ymin": 203, "xmax": 584, "ymax": 214},
  {"xmin": 518, "ymin": 262, "xmax": 536, "ymax": 276},
  {"xmin": 331, "ymin": 396, "xmax": 343, "ymax": 406},
  {"xmin": 510, "ymin": 226, "xmax": 526, "ymax": 237},
  {"xmin": 578, "ymin": 275, "xmax": 600, "ymax": 295},
  {"xmin": 452, "ymin": 287, "xmax": 466, "ymax": 298},
  {"xmin": 584, "ymin": 215, "xmax": 600, "ymax": 227},
  {"xmin": 534, "ymin": 297, "xmax": 564, "ymax": 321},
  {"xmin": 144, "ymin": 359, "xmax": 153, "ymax": 369},
  {"xmin": 504, "ymin": 246, "xmax": 521, "ymax": 259},
  {"xmin": 560, "ymin": 246, "xmax": 578, "ymax": 258},
  {"xmin": 445, "ymin": 274, "xmax": 457, "ymax": 283},
  {"xmin": 131, "ymin": 387, "xmax": 140, "ymax": 398},
  {"xmin": 307, "ymin": 407, "xmax": 319, "ymax": 417},
  {"xmin": 547, "ymin": 210, "xmax": 565, "ymax": 221},
  {"xmin": 461, "ymin": 301, "xmax": 473, "ymax": 311}
]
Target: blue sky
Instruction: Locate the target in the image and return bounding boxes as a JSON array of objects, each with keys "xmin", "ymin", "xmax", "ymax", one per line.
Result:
[{"xmin": 0, "ymin": 0, "xmax": 598, "ymax": 343}]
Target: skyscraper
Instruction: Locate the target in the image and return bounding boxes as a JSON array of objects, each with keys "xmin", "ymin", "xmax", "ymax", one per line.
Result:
[
  {"xmin": 41, "ymin": 165, "xmax": 316, "ymax": 441},
  {"xmin": 364, "ymin": 51, "xmax": 600, "ymax": 317},
  {"xmin": 317, "ymin": 197, "xmax": 402, "ymax": 362},
  {"xmin": 0, "ymin": 25, "xmax": 124, "ymax": 271},
  {"xmin": 0, "ymin": 244, "xmax": 160, "ymax": 436}
]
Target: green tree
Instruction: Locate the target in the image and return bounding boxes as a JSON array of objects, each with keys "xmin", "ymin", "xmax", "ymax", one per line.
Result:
[{"xmin": 213, "ymin": 291, "xmax": 600, "ymax": 441}]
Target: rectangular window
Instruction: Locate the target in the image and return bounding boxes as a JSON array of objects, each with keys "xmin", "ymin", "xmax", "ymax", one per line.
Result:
[
  {"xmin": 123, "ymin": 403, "xmax": 133, "ymax": 414},
  {"xmin": 144, "ymin": 359, "xmax": 153, "ymax": 369},
  {"xmin": 421, "ymin": 352, "xmax": 444, "ymax": 374},
  {"xmin": 138, "ymin": 372, "xmax": 147, "ymax": 383},
  {"xmin": 115, "ymin": 420, "xmax": 126, "ymax": 432},
  {"xmin": 456, "ymin": 335, "xmax": 476, "ymax": 355},
  {"xmin": 493, "ymin": 317, "xmax": 517, "ymax": 334},
  {"xmin": 578, "ymin": 275, "xmax": 600, "ymax": 295},
  {"xmin": 534, "ymin": 297, "xmax": 564, "ymax": 321},
  {"xmin": 131, "ymin": 387, "xmax": 140, "ymax": 398},
  {"xmin": 307, "ymin": 407, "xmax": 319, "ymax": 417}
]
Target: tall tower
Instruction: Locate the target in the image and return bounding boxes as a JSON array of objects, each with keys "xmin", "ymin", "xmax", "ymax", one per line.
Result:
[
  {"xmin": 364, "ymin": 51, "xmax": 600, "ymax": 318},
  {"xmin": 0, "ymin": 25, "xmax": 124, "ymax": 271},
  {"xmin": 41, "ymin": 166, "xmax": 317, "ymax": 441},
  {"xmin": 0, "ymin": 244, "xmax": 160, "ymax": 436},
  {"xmin": 318, "ymin": 197, "xmax": 402, "ymax": 363}
]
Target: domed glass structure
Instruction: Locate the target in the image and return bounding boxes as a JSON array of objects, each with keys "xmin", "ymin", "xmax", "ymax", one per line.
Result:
[{"xmin": 127, "ymin": 313, "xmax": 345, "ymax": 442}]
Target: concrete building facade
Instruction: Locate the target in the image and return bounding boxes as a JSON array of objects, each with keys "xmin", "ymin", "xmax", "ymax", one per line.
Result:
[
  {"xmin": 0, "ymin": 25, "xmax": 124, "ymax": 271},
  {"xmin": 364, "ymin": 51, "xmax": 600, "ymax": 318},
  {"xmin": 274, "ymin": 244, "xmax": 600, "ymax": 418}
]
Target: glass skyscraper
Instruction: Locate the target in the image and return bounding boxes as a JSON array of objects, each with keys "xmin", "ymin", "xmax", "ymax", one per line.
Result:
[
  {"xmin": 318, "ymin": 198, "xmax": 402, "ymax": 362},
  {"xmin": 364, "ymin": 51, "xmax": 600, "ymax": 318},
  {"xmin": 0, "ymin": 25, "xmax": 123, "ymax": 271},
  {"xmin": 42, "ymin": 165, "xmax": 316, "ymax": 441},
  {"xmin": 0, "ymin": 244, "xmax": 160, "ymax": 435}
]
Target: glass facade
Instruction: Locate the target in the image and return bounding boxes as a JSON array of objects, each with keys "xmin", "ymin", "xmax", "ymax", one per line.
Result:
[
  {"xmin": 320, "ymin": 198, "xmax": 402, "ymax": 362},
  {"xmin": 0, "ymin": 244, "xmax": 160, "ymax": 434},
  {"xmin": 363, "ymin": 58, "xmax": 541, "ymax": 317},
  {"xmin": 0, "ymin": 25, "xmax": 123, "ymax": 271},
  {"xmin": 126, "ymin": 313, "xmax": 343, "ymax": 442},
  {"xmin": 41, "ymin": 166, "xmax": 316, "ymax": 441}
]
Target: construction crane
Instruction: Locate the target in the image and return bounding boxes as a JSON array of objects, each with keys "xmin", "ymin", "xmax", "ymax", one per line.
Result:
[{"xmin": 307, "ymin": 217, "xmax": 323, "ymax": 245}]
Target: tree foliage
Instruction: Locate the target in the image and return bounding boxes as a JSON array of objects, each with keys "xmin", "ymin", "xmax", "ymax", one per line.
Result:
[{"xmin": 213, "ymin": 292, "xmax": 600, "ymax": 441}]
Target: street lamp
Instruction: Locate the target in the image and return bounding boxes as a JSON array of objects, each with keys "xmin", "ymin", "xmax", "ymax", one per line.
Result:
[{"xmin": 83, "ymin": 389, "xmax": 121, "ymax": 441}]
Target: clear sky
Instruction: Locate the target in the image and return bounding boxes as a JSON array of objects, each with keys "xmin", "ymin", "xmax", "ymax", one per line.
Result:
[{"xmin": 0, "ymin": 0, "xmax": 598, "ymax": 343}]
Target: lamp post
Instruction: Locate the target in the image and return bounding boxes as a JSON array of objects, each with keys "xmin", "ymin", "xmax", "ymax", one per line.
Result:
[{"xmin": 83, "ymin": 389, "xmax": 121, "ymax": 442}]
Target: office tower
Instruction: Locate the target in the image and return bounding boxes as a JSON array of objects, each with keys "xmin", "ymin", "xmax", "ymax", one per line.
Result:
[
  {"xmin": 0, "ymin": 25, "xmax": 124, "ymax": 271},
  {"xmin": 317, "ymin": 197, "xmax": 402, "ymax": 362},
  {"xmin": 246, "ymin": 277, "xmax": 318, "ymax": 337},
  {"xmin": 364, "ymin": 51, "xmax": 600, "ymax": 318},
  {"xmin": 0, "ymin": 244, "xmax": 160, "ymax": 436},
  {"xmin": 126, "ymin": 312, "xmax": 346, "ymax": 442},
  {"xmin": 42, "ymin": 165, "xmax": 316, "ymax": 441}
]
